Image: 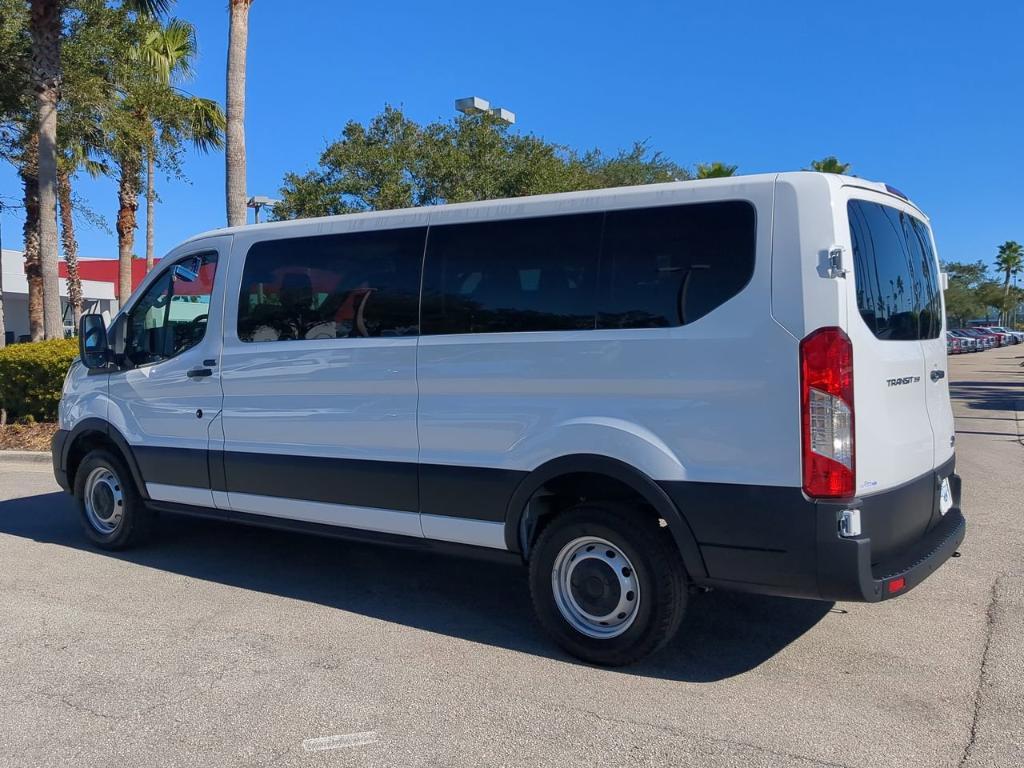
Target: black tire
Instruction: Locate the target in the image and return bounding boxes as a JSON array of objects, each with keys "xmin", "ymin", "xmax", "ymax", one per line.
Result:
[
  {"xmin": 528, "ymin": 503, "xmax": 688, "ymax": 666},
  {"xmin": 74, "ymin": 448, "xmax": 155, "ymax": 550}
]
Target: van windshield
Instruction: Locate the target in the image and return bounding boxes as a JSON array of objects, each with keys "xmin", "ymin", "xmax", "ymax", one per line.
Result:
[{"xmin": 848, "ymin": 200, "xmax": 942, "ymax": 341}]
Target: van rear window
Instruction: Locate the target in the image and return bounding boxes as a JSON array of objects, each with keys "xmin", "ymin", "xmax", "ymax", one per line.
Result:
[{"xmin": 848, "ymin": 200, "xmax": 942, "ymax": 341}]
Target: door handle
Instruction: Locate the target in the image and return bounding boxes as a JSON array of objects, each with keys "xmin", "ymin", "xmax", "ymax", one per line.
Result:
[
  {"xmin": 187, "ymin": 367, "xmax": 213, "ymax": 378},
  {"xmin": 930, "ymin": 369, "xmax": 945, "ymax": 381}
]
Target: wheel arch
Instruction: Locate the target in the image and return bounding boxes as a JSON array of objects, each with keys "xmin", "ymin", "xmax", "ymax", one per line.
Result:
[
  {"xmin": 504, "ymin": 454, "xmax": 708, "ymax": 580},
  {"xmin": 62, "ymin": 418, "xmax": 149, "ymax": 500}
]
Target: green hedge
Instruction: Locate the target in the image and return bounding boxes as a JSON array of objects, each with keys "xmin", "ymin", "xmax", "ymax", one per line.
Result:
[{"xmin": 0, "ymin": 339, "xmax": 78, "ymax": 423}]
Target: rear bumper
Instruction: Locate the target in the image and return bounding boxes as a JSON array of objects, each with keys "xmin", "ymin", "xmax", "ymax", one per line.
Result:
[
  {"xmin": 817, "ymin": 496, "xmax": 964, "ymax": 602},
  {"xmin": 661, "ymin": 457, "xmax": 965, "ymax": 603}
]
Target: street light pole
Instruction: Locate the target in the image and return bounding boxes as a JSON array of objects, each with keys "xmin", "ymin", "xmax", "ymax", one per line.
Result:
[
  {"xmin": 246, "ymin": 195, "xmax": 281, "ymax": 224},
  {"xmin": 0, "ymin": 199, "xmax": 6, "ymax": 349}
]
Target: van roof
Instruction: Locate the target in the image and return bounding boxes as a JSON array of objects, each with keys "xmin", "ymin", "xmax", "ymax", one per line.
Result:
[{"xmin": 182, "ymin": 171, "xmax": 921, "ymax": 245}]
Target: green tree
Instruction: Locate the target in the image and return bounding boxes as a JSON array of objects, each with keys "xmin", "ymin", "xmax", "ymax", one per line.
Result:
[
  {"xmin": 0, "ymin": 0, "xmax": 32, "ymax": 344},
  {"xmin": 809, "ymin": 156, "xmax": 851, "ymax": 174},
  {"xmin": 275, "ymin": 106, "xmax": 689, "ymax": 220},
  {"xmin": 104, "ymin": 10, "xmax": 224, "ymax": 297},
  {"xmin": 27, "ymin": 0, "xmax": 170, "ymax": 339},
  {"xmin": 134, "ymin": 18, "xmax": 224, "ymax": 270},
  {"xmin": 994, "ymin": 240, "xmax": 1023, "ymax": 324},
  {"xmin": 695, "ymin": 161, "xmax": 738, "ymax": 178},
  {"xmin": 942, "ymin": 260, "xmax": 989, "ymax": 327},
  {"xmin": 580, "ymin": 141, "xmax": 689, "ymax": 189},
  {"xmin": 58, "ymin": 0, "xmax": 121, "ymax": 328}
]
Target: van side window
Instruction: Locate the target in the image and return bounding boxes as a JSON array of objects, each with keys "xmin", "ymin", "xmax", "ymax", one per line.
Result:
[
  {"xmin": 125, "ymin": 252, "xmax": 218, "ymax": 367},
  {"xmin": 237, "ymin": 227, "xmax": 425, "ymax": 342},
  {"xmin": 421, "ymin": 213, "xmax": 602, "ymax": 335},
  {"xmin": 848, "ymin": 200, "xmax": 942, "ymax": 341},
  {"xmin": 598, "ymin": 201, "xmax": 756, "ymax": 329}
]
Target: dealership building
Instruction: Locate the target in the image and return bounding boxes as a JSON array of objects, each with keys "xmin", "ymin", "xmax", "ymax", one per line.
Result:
[{"xmin": 1, "ymin": 249, "xmax": 150, "ymax": 343}]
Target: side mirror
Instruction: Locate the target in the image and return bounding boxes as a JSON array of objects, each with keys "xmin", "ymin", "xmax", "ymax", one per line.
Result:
[
  {"xmin": 173, "ymin": 261, "xmax": 199, "ymax": 283},
  {"xmin": 79, "ymin": 314, "xmax": 110, "ymax": 370}
]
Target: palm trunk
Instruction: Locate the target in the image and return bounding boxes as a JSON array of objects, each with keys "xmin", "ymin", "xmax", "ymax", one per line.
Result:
[
  {"xmin": 20, "ymin": 139, "xmax": 44, "ymax": 342},
  {"xmin": 58, "ymin": 169, "xmax": 83, "ymax": 328},
  {"xmin": 1004, "ymin": 272, "xmax": 1012, "ymax": 326},
  {"xmin": 116, "ymin": 157, "xmax": 140, "ymax": 306},
  {"xmin": 0, "ymin": 221, "xmax": 6, "ymax": 349},
  {"xmin": 145, "ymin": 141, "xmax": 155, "ymax": 271},
  {"xmin": 30, "ymin": 0, "xmax": 64, "ymax": 340},
  {"xmin": 225, "ymin": 0, "xmax": 252, "ymax": 227}
]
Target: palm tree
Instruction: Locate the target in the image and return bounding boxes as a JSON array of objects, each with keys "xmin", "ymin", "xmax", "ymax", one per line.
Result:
[
  {"xmin": 110, "ymin": 15, "xmax": 224, "ymax": 298},
  {"xmin": 809, "ymin": 156, "xmax": 851, "ymax": 174},
  {"xmin": 995, "ymin": 240, "xmax": 1023, "ymax": 325},
  {"xmin": 27, "ymin": 0, "xmax": 62, "ymax": 339},
  {"xmin": 27, "ymin": 0, "xmax": 169, "ymax": 338},
  {"xmin": 19, "ymin": 133, "xmax": 43, "ymax": 340},
  {"xmin": 695, "ymin": 162, "xmax": 738, "ymax": 179},
  {"xmin": 225, "ymin": 0, "xmax": 253, "ymax": 227},
  {"xmin": 132, "ymin": 18, "xmax": 220, "ymax": 270},
  {"xmin": 57, "ymin": 142, "xmax": 107, "ymax": 328}
]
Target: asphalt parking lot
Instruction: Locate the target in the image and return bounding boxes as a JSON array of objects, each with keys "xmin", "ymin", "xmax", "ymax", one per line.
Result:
[{"xmin": 1, "ymin": 348, "xmax": 1021, "ymax": 768}]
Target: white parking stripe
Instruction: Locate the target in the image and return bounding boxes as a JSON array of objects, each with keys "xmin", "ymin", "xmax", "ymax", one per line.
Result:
[{"xmin": 302, "ymin": 731, "xmax": 378, "ymax": 752}]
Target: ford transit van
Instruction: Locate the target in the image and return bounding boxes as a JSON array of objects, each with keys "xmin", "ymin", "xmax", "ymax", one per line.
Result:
[{"xmin": 53, "ymin": 172, "xmax": 965, "ymax": 665}]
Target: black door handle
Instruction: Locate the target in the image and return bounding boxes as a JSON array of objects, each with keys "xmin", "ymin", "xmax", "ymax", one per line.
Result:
[
  {"xmin": 187, "ymin": 367, "xmax": 213, "ymax": 378},
  {"xmin": 930, "ymin": 369, "xmax": 945, "ymax": 381}
]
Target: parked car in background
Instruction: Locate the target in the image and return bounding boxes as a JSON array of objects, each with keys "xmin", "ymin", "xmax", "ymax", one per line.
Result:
[
  {"xmin": 960, "ymin": 328, "xmax": 999, "ymax": 348},
  {"xmin": 948, "ymin": 329, "xmax": 979, "ymax": 352},
  {"xmin": 978, "ymin": 326, "xmax": 1022, "ymax": 344},
  {"xmin": 946, "ymin": 333, "xmax": 962, "ymax": 354}
]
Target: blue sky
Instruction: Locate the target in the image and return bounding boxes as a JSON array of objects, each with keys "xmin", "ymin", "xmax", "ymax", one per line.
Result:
[{"xmin": 1, "ymin": 0, "xmax": 1021, "ymax": 269}]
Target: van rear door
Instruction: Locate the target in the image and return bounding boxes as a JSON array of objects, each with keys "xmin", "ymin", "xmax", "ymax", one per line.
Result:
[
  {"xmin": 842, "ymin": 193, "xmax": 942, "ymax": 505},
  {"xmin": 916, "ymin": 226, "xmax": 956, "ymax": 468}
]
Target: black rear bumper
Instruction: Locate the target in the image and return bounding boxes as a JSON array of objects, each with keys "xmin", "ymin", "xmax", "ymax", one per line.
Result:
[
  {"xmin": 661, "ymin": 456, "xmax": 965, "ymax": 603},
  {"xmin": 816, "ymin": 461, "xmax": 964, "ymax": 602},
  {"xmin": 817, "ymin": 501, "xmax": 965, "ymax": 602}
]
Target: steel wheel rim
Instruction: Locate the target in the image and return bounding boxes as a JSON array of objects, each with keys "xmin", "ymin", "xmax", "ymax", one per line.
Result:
[
  {"xmin": 551, "ymin": 536, "xmax": 640, "ymax": 639},
  {"xmin": 83, "ymin": 466, "xmax": 124, "ymax": 535}
]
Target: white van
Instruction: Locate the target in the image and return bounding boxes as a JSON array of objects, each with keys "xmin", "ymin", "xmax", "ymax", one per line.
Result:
[{"xmin": 53, "ymin": 172, "xmax": 965, "ymax": 665}]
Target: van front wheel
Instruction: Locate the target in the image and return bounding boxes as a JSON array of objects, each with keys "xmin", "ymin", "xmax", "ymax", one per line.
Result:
[
  {"xmin": 74, "ymin": 449, "xmax": 154, "ymax": 550},
  {"xmin": 528, "ymin": 504, "xmax": 688, "ymax": 666}
]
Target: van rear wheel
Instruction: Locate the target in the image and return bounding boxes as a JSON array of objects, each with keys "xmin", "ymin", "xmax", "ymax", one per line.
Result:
[
  {"xmin": 528, "ymin": 503, "xmax": 688, "ymax": 666},
  {"xmin": 74, "ymin": 449, "xmax": 154, "ymax": 550}
]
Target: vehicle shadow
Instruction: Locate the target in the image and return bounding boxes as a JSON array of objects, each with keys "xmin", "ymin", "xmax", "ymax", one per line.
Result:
[
  {"xmin": 948, "ymin": 378, "xmax": 1024, "ymax": 412},
  {"xmin": 0, "ymin": 491, "xmax": 832, "ymax": 683}
]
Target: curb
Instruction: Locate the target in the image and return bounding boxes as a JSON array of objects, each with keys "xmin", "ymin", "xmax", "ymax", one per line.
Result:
[{"xmin": 0, "ymin": 450, "xmax": 51, "ymax": 465}]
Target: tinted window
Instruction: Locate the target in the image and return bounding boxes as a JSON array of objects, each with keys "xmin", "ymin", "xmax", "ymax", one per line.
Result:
[
  {"xmin": 237, "ymin": 228, "xmax": 425, "ymax": 342},
  {"xmin": 421, "ymin": 213, "xmax": 602, "ymax": 335},
  {"xmin": 848, "ymin": 200, "xmax": 942, "ymax": 341},
  {"xmin": 125, "ymin": 252, "xmax": 217, "ymax": 366},
  {"xmin": 598, "ymin": 202, "xmax": 756, "ymax": 328}
]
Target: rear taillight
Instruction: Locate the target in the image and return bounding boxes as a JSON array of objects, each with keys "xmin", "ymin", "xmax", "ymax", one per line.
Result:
[{"xmin": 800, "ymin": 327, "xmax": 854, "ymax": 498}]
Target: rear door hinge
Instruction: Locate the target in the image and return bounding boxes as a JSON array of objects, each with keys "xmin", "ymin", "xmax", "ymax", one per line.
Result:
[{"xmin": 828, "ymin": 246, "xmax": 848, "ymax": 278}]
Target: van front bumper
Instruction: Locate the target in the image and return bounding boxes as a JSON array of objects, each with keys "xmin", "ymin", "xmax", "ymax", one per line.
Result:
[
  {"xmin": 51, "ymin": 428, "xmax": 70, "ymax": 492},
  {"xmin": 662, "ymin": 457, "xmax": 965, "ymax": 603}
]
